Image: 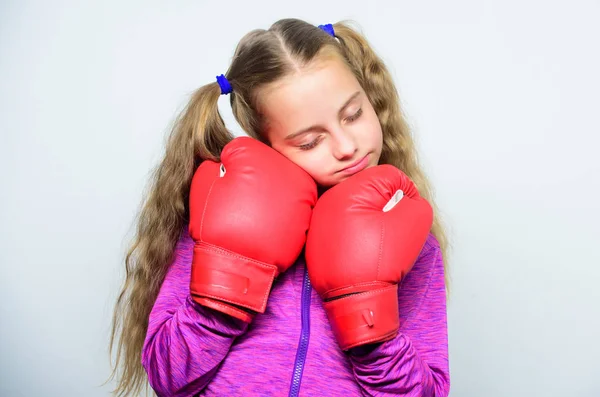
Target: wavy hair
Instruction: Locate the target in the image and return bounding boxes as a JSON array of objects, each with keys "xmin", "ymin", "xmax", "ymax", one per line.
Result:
[{"xmin": 108, "ymin": 18, "xmax": 450, "ymax": 396}]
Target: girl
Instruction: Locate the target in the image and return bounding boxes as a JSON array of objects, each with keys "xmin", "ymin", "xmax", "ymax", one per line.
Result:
[{"xmin": 109, "ymin": 18, "xmax": 450, "ymax": 396}]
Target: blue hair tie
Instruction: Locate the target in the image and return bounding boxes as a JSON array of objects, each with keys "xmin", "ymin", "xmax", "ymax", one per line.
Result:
[
  {"xmin": 318, "ymin": 23, "xmax": 335, "ymax": 37},
  {"xmin": 216, "ymin": 74, "xmax": 233, "ymax": 95}
]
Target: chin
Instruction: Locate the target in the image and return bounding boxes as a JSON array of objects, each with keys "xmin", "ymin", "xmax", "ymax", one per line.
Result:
[
  {"xmin": 314, "ymin": 176, "xmax": 339, "ymax": 191},
  {"xmin": 317, "ymin": 180, "xmax": 337, "ymax": 188}
]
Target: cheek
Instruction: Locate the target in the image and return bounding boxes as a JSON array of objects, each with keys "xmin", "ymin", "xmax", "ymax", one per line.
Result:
[
  {"xmin": 269, "ymin": 144, "xmax": 332, "ymax": 184},
  {"xmin": 292, "ymin": 151, "xmax": 331, "ymax": 183},
  {"xmin": 373, "ymin": 124, "xmax": 384, "ymax": 151},
  {"xmin": 359, "ymin": 110, "xmax": 384, "ymax": 150}
]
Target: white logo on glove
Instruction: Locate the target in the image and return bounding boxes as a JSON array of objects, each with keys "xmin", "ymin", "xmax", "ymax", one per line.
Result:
[{"xmin": 382, "ymin": 190, "xmax": 404, "ymax": 212}]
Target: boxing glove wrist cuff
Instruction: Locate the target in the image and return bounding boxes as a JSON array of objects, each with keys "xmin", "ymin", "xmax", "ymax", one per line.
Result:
[
  {"xmin": 192, "ymin": 296, "xmax": 255, "ymax": 323},
  {"xmin": 190, "ymin": 242, "xmax": 278, "ymax": 318},
  {"xmin": 323, "ymin": 284, "xmax": 400, "ymax": 351}
]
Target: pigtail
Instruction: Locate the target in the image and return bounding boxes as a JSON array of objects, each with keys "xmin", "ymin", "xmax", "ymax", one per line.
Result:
[
  {"xmin": 108, "ymin": 82, "xmax": 233, "ymax": 396},
  {"xmin": 187, "ymin": 83, "xmax": 235, "ymax": 162}
]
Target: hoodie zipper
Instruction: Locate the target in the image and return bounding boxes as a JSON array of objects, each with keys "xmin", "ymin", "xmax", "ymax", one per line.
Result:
[{"xmin": 288, "ymin": 265, "xmax": 312, "ymax": 397}]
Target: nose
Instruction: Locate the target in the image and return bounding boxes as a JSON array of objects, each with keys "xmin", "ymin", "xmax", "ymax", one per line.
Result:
[{"xmin": 331, "ymin": 128, "xmax": 358, "ymax": 160}]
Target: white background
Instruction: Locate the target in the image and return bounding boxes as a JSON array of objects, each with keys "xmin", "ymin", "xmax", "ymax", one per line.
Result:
[{"xmin": 1, "ymin": 1, "xmax": 599, "ymax": 396}]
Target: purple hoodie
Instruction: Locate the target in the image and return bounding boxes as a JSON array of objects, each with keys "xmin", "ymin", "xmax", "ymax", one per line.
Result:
[{"xmin": 142, "ymin": 228, "xmax": 450, "ymax": 396}]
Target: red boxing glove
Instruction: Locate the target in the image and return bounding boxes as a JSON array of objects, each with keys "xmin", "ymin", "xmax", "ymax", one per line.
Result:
[
  {"xmin": 305, "ymin": 165, "xmax": 433, "ymax": 350},
  {"xmin": 189, "ymin": 137, "xmax": 317, "ymax": 322}
]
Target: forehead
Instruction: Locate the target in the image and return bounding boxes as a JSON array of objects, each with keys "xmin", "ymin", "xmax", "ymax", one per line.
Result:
[{"xmin": 258, "ymin": 58, "xmax": 363, "ymax": 129}]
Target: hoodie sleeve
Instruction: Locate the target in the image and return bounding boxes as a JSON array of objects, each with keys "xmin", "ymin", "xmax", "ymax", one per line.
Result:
[
  {"xmin": 141, "ymin": 228, "xmax": 249, "ymax": 397},
  {"xmin": 348, "ymin": 235, "xmax": 450, "ymax": 397}
]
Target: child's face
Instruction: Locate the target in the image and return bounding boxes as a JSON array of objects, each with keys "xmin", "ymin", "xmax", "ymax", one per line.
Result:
[{"xmin": 259, "ymin": 57, "xmax": 383, "ymax": 187}]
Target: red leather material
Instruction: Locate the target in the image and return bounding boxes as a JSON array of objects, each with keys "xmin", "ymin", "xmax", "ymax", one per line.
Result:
[
  {"xmin": 189, "ymin": 137, "xmax": 317, "ymax": 322},
  {"xmin": 323, "ymin": 284, "xmax": 399, "ymax": 350},
  {"xmin": 190, "ymin": 242, "xmax": 278, "ymax": 313},
  {"xmin": 306, "ymin": 165, "xmax": 433, "ymax": 349}
]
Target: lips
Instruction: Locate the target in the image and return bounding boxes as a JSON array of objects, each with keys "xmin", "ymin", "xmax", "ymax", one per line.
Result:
[{"xmin": 338, "ymin": 155, "xmax": 369, "ymax": 175}]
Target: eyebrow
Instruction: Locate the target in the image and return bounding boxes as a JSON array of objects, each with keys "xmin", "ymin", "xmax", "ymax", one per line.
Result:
[{"xmin": 284, "ymin": 91, "xmax": 361, "ymax": 140}]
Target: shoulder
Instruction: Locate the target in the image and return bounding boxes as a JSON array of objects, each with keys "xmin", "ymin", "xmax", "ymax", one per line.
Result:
[
  {"xmin": 415, "ymin": 233, "xmax": 442, "ymax": 265},
  {"xmin": 177, "ymin": 226, "xmax": 194, "ymax": 251},
  {"xmin": 397, "ymin": 233, "xmax": 447, "ymax": 320},
  {"xmin": 403, "ymin": 233, "xmax": 444, "ymax": 290},
  {"xmin": 167, "ymin": 226, "xmax": 195, "ymax": 272}
]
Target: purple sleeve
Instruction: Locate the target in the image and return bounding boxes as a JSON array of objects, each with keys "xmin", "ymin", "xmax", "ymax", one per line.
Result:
[
  {"xmin": 141, "ymin": 229, "xmax": 249, "ymax": 397},
  {"xmin": 348, "ymin": 239, "xmax": 450, "ymax": 397}
]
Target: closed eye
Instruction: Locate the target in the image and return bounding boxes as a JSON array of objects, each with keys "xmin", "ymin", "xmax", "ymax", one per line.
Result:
[
  {"xmin": 298, "ymin": 136, "xmax": 322, "ymax": 151},
  {"xmin": 346, "ymin": 108, "xmax": 363, "ymax": 122}
]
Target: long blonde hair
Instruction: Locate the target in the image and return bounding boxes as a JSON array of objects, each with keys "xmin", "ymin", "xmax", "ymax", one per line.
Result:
[{"xmin": 108, "ymin": 18, "xmax": 450, "ymax": 396}]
